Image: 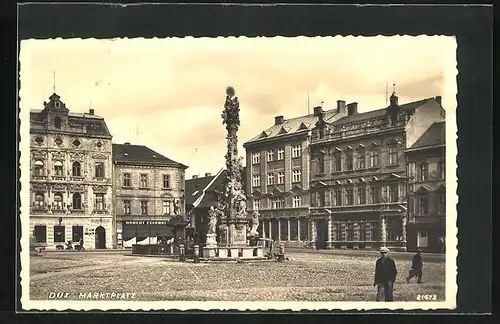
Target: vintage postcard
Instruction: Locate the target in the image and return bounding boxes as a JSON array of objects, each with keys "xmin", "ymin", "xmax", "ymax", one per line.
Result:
[{"xmin": 19, "ymin": 35, "xmax": 457, "ymax": 311}]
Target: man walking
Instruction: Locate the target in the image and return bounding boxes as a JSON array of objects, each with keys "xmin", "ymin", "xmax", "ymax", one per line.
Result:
[
  {"xmin": 406, "ymin": 248, "xmax": 423, "ymax": 284},
  {"xmin": 373, "ymin": 246, "xmax": 398, "ymax": 301}
]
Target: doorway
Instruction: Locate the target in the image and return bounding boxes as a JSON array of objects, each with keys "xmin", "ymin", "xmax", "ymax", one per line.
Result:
[
  {"xmin": 95, "ymin": 226, "xmax": 106, "ymax": 249},
  {"xmin": 315, "ymin": 219, "xmax": 328, "ymax": 249}
]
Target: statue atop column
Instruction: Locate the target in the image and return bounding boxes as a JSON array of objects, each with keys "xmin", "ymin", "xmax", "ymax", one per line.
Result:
[{"xmin": 248, "ymin": 208, "xmax": 260, "ymax": 237}]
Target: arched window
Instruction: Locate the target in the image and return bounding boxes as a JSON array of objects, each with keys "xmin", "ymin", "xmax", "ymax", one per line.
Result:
[
  {"xmin": 54, "ymin": 193, "xmax": 63, "ymax": 210},
  {"xmin": 72, "ymin": 161, "xmax": 81, "ymax": 177},
  {"xmin": 54, "ymin": 117, "xmax": 62, "ymax": 129},
  {"xmin": 72, "ymin": 193, "xmax": 82, "ymax": 210},
  {"xmin": 54, "ymin": 160, "xmax": 64, "ymax": 176},
  {"xmin": 34, "ymin": 160, "xmax": 44, "ymax": 176},
  {"xmin": 34, "ymin": 192, "xmax": 44, "ymax": 209}
]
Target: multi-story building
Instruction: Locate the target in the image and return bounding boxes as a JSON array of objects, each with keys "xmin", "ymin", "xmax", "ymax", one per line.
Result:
[
  {"xmin": 308, "ymin": 93, "xmax": 445, "ymax": 250},
  {"xmin": 243, "ymin": 104, "xmax": 347, "ymax": 247},
  {"xmin": 406, "ymin": 121, "xmax": 446, "ymax": 253},
  {"xmin": 112, "ymin": 143, "xmax": 188, "ymax": 247},
  {"xmin": 30, "ymin": 93, "xmax": 114, "ymax": 250}
]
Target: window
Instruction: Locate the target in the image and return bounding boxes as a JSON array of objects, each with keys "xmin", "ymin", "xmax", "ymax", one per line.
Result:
[
  {"xmin": 389, "ymin": 184, "xmax": 399, "ymax": 202},
  {"xmin": 389, "ymin": 146, "xmax": 398, "ymax": 165},
  {"xmin": 358, "ymin": 186, "xmax": 366, "ymax": 204},
  {"xmin": 439, "ymin": 194, "xmax": 446, "ymax": 214},
  {"xmin": 267, "ymin": 173, "xmax": 275, "ymax": 185},
  {"xmin": 253, "ymin": 199, "xmax": 261, "ymax": 210},
  {"xmin": 280, "ymin": 220, "xmax": 288, "ymax": 241},
  {"xmin": 345, "ymin": 188, "xmax": 354, "ymax": 205},
  {"xmin": 293, "ymin": 195, "xmax": 302, "ymax": 208},
  {"xmin": 123, "ymin": 173, "xmax": 131, "ymax": 187},
  {"xmin": 53, "ymin": 161, "xmax": 64, "ymax": 176},
  {"xmin": 292, "ymin": 170, "xmax": 301, "ymax": 183},
  {"xmin": 252, "ymin": 174, "xmax": 261, "ymax": 187},
  {"xmin": 140, "ymin": 174, "xmax": 148, "ymax": 188},
  {"xmin": 72, "ymin": 193, "xmax": 82, "ymax": 210},
  {"xmin": 317, "ymin": 155, "xmax": 325, "ymax": 174},
  {"xmin": 333, "ymin": 152, "xmax": 341, "ymax": 171},
  {"xmin": 124, "ymin": 200, "xmax": 131, "ymax": 215},
  {"xmin": 53, "ymin": 225, "xmax": 65, "ymax": 243},
  {"xmin": 292, "ymin": 145, "xmax": 301, "ymax": 158},
  {"xmin": 408, "ymin": 162, "xmax": 416, "ymax": 180},
  {"xmin": 267, "ymin": 150, "xmax": 274, "ymax": 162},
  {"xmin": 370, "ymin": 150, "xmax": 379, "ymax": 168},
  {"xmin": 54, "ymin": 117, "xmax": 62, "ymax": 129},
  {"xmin": 357, "ymin": 151, "xmax": 366, "ymax": 169},
  {"xmin": 34, "ymin": 225, "xmax": 46, "ymax": 243},
  {"xmin": 371, "ymin": 186, "xmax": 381, "ymax": 203},
  {"xmin": 72, "ymin": 161, "xmax": 81, "ymax": 177},
  {"xmin": 334, "ymin": 189, "xmax": 342, "ymax": 206},
  {"xmin": 299, "ymin": 217, "xmax": 308, "ymax": 241},
  {"xmin": 53, "ymin": 193, "xmax": 63, "ymax": 210},
  {"xmin": 72, "ymin": 139, "xmax": 81, "ymax": 147},
  {"xmin": 95, "ymin": 193, "xmax": 105, "ymax": 210},
  {"xmin": 418, "ymin": 195, "xmax": 429, "ymax": 215},
  {"xmin": 162, "ymin": 201, "xmax": 170, "ymax": 215},
  {"xmin": 277, "ymin": 148, "xmax": 284, "ymax": 160},
  {"xmin": 252, "ymin": 152, "xmax": 261, "ymax": 164},
  {"xmin": 417, "ymin": 231, "xmax": 428, "ymax": 248},
  {"xmin": 438, "ymin": 161, "xmax": 445, "ymax": 180},
  {"xmin": 95, "ymin": 162, "xmax": 105, "ymax": 178},
  {"xmin": 345, "ymin": 152, "xmax": 353, "ymax": 170},
  {"xmin": 271, "ymin": 198, "xmax": 284, "ymax": 209},
  {"xmin": 34, "ymin": 192, "xmax": 44, "ymax": 209},
  {"xmin": 163, "ymin": 174, "xmax": 170, "ymax": 189},
  {"xmin": 419, "ymin": 163, "xmax": 428, "ymax": 181},
  {"xmin": 290, "ymin": 218, "xmax": 298, "ymax": 240},
  {"xmin": 277, "ymin": 172, "xmax": 284, "ymax": 184},
  {"xmin": 141, "ymin": 200, "xmax": 149, "ymax": 215},
  {"xmin": 34, "ymin": 160, "xmax": 44, "ymax": 176},
  {"xmin": 72, "ymin": 226, "xmax": 83, "ymax": 243}
]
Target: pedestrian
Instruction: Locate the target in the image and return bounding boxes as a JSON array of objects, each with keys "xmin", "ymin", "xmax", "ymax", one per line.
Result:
[
  {"xmin": 406, "ymin": 248, "xmax": 423, "ymax": 284},
  {"xmin": 373, "ymin": 246, "xmax": 398, "ymax": 301}
]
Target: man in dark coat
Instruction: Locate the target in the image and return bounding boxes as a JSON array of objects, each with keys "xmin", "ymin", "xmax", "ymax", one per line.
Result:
[
  {"xmin": 406, "ymin": 249, "xmax": 423, "ymax": 283},
  {"xmin": 373, "ymin": 246, "xmax": 398, "ymax": 301}
]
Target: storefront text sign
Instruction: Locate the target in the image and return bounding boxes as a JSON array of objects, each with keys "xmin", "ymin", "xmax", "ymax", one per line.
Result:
[{"xmin": 124, "ymin": 220, "xmax": 169, "ymax": 225}]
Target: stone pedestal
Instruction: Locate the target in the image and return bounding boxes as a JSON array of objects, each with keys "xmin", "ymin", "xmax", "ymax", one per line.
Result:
[
  {"xmin": 205, "ymin": 233, "xmax": 217, "ymax": 248},
  {"xmin": 228, "ymin": 221, "xmax": 248, "ymax": 246},
  {"xmin": 203, "ymin": 247, "xmax": 216, "ymax": 258}
]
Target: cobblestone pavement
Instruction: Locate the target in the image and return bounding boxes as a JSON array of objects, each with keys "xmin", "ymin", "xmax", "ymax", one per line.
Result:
[{"xmin": 29, "ymin": 251, "xmax": 446, "ymax": 302}]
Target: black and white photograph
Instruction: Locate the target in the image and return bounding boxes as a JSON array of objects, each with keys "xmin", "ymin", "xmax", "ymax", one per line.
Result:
[{"xmin": 19, "ymin": 33, "xmax": 458, "ymax": 310}]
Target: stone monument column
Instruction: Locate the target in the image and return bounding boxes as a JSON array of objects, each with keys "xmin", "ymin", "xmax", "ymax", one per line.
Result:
[{"xmin": 380, "ymin": 216, "xmax": 387, "ymax": 247}]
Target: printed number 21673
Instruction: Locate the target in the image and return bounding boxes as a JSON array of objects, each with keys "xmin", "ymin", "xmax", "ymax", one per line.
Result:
[{"xmin": 417, "ymin": 294, "xmax": 437, "ymax": 301}]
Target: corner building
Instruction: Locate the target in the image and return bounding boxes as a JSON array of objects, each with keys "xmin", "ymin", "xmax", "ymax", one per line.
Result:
[
  {"xmin": 243, "ymin": 105, "xmax": 347, "ymax": 247},
  {"xmin": 309, "ymin": 93, "xmax": 445, "ymax": 250},
  {"xmin": 30, "ymin": 93, "xmax": 113, "ymax": 250},
  {"xmin": 112, "ymin": 143, "xmax": 188, "ymax": 247},
  {"xmin": 405, "ymin": 121, "xmax": 446, "ymax": 253}
]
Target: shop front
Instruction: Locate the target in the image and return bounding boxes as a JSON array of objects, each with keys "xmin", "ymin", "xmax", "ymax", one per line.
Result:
[
  {"xmin": 258, "ymin": 208, "xmax": 309, "ymax": 248},
  {"xmin": 118, "ymin": 220, "xmax": 175, "ymax": 247}
]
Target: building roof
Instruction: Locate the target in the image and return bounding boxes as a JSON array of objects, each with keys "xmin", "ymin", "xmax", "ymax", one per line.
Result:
[
  {"xmin": 331, "ymin": 98, "xmax": 432, "ymax": 126},
  {"xmin": 409, "ymin": 121, "xmax": 445, "ymax": 149},
  {"xmin": 245, "ymin": 108, "xmax": 339, "ymax": 144},
  {"xmin": 185, "ymin": 168, "xmax": 225, "ymax": 208},
  {"xmin": 112, "ymin": 143, "xmax": 188, "ymax": 169}
]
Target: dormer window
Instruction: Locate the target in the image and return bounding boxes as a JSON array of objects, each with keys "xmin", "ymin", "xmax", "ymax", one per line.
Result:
[
  {"xmin": 35, "ymin": 136, "xmax": 44, "ymax": 145},
  {"xmin": 55, "ymin": 137, "xmax": 63, "ymax": 146},
  {"xmin": 96, "ymin": 141, "xmax": 103, "ymax": 148},
  {"xmin": 72, "ymin": 139, "xmax": 81, "ymax": 147},
  {"xmin": 54, "ymin": 117, "xmax": 62, "ymax": 129}
]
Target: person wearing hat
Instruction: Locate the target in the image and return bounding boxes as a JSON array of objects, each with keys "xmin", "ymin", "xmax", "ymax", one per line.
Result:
[
  {"xmin": 406, "ymin": 248, "xmax": 423, "ymax": 284},
  {"xmin": 373, "ymin": 246, "xmax": 398, "ymax": 301}
]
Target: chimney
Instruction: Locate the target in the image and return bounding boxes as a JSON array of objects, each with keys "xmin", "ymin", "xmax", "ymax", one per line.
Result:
[
  {"xmin": 274, "ymin": 116, "xmax": 284, "ymax": 125},
  {"xmin": 192, "ymin": 175, "xmax": 198, "ymax": 179},
  {"xmin": 337, "ymin": 100, "xmax": 346, "ymax": 114},
  {"xmin": 313, "ymin": 106, "xmax": 323, "ymax": 117},
  {"xmin": 205, "ymin": 172, "xmax": 211, "ymax": 177},
  {"xmin": 347, "ymin": 102, "xmax": 358, "ymax": 116},
  {"xmin": 124, "ymin": 142, "xmax": 130, "ymax": 145},
  {"xmin": 435, "ymin": 96, "xmax": 442, "ymax": 105},
  {"xmin": 89, "ymin": 108, "xmax": 95, "ymax": 115}
]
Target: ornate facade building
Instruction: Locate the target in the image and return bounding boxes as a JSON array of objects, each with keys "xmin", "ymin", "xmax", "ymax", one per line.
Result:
[
  {"xmin": 112, "ymin": 143, "xmax": 188, "ymax": 248},
  {"xmin": 30, "ymin": 93, "xmax": 113, "ymax": 250},
  {"xmin": 406, "ymin": 121, "xmax": 446, "ymax": 253},
  {"xmin": 243, "ymin": 104, "xmax": 347, "ymax": 247},
  {"xmin": 308, "ymin": 93, "xmax": 445, "ymax": 250}
]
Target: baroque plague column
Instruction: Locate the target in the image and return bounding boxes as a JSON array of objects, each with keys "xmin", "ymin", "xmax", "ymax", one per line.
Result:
[{"xmin": 215, "ymin": 87, "xmax": 249, "ymax": 247}]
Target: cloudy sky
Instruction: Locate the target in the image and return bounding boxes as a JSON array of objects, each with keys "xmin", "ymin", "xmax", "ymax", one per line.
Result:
[{"xmin": 20, "ymin": 36, "xmax": 456, "ymax": 178}]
